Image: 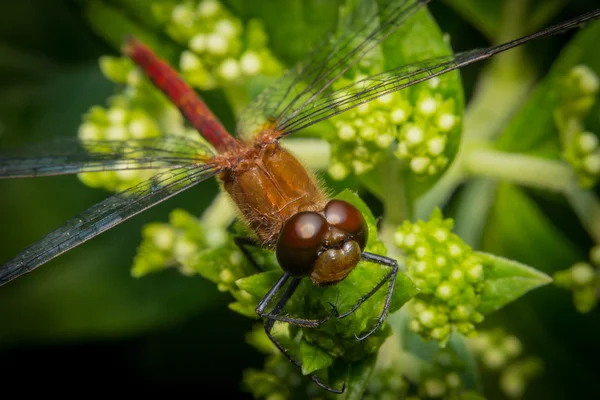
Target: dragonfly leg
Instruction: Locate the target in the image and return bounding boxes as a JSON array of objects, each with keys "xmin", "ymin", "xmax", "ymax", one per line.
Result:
[
  {"xmin": 336, "ymin": 252, "xmax": 398, "ymax": 341},
  {"xmin": 256, "ymin": 272, "xmax": 338, "ymax": 328},
  {"xmin": 234, "ymin": 236, "xmax": 264, "ymax": 272},
  {"xmin": 262, "ymin": 275, "xmax": 345, "ymax": 394}
]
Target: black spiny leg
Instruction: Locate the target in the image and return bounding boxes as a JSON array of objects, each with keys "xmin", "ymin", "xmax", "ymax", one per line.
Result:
[
  {"xmin": 234, "ymin": 236, "xmax": 264, "ymax": 272},
  {"xmin": 336, "ymin": 252, "xmax": 398, "ymax": 341},
  {"xmin": 238, "ymin": 237, "xmax": 337, "ymax": 328},
  {"xmin": 261, "ymin": 275, "xmax": 346, "ymax": 394},
  {"xmin": 256, "ymin": 272, "xmax": 337, "ymax": 328}
]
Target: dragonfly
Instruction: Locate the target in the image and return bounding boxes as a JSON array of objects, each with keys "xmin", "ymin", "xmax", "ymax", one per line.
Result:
[{"xmin": 1, "ymin": 0, "xmax": 599, "ymax": 392}]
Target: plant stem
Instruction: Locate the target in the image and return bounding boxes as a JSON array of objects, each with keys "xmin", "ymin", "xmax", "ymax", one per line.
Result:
[
  {"xmin": 201, "ymin": 192, "xmax": 237, "ymax": 240},
  {"xmin": 462, "ymin": 147, "xmax": 600, "ymax": 243},
  {"xmin": 463, "ymin": 147, "xmax": 574, "ymax": 192},
  {"xmin": 453, "ymin": 179, "xmax": 498, "ymax": 247},
  {"xmin": 281, "ymin": 138, "xmax": 331, "ymax": 170},
  {"xmin": 223, "ymin": 85, "xmax": 250, "ymax": 118},
  {"xmin": 563, "ymin": 184, "xmax": 600, "ymax": 244},
  {"xmin": 415, "ymin": 0, "xmax": 536, "ymax": 217}
]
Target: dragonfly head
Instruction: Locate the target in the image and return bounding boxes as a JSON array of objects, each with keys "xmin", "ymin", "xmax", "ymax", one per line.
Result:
[{"xmin": 275, "ymin": 200, "xmax": 368, "ymax": 286}]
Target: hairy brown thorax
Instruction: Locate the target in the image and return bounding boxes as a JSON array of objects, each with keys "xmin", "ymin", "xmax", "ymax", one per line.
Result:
[{"xmin": 219, "ymin": 141, "xmax": 328, "ymax": 246}]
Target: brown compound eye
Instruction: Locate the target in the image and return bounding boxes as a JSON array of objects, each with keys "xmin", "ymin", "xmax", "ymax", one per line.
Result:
[
  {"xmin": 276, "ymin": 212, "xmax": 328, "ymax": 277},
  {"xmin": 324, "ymin": 200, "xmax": 368, "ymax": 250}
]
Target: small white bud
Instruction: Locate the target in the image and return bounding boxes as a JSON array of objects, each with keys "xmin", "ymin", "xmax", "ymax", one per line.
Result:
[
  {"xmin": 377, "ymin": 93, "xmax": 393, "ymax": 105},
  {"xmin": 405, "ymin": 126, "xmax": 424, "ymax": 145},
  {"xmin": 437, "ymin": 113, "xmax": 456, "ymax": 131},
  {"xmin": 391, "ymin": 108, "xmax": 408, "ymax": 124},
  {"xmin": 240, "ymin": 51, "xmax": 262, "ymax": 76},
  {"xmin": 328, "ymin": 162, "xmax": 349, "ymax": 181},
  {"xmin": 218, "ymin": 59, "xmax": 241, "ymax": 81},
  {"xmin": 427, "ymin": 137, "xmax": 446, "ymax": 156},
  {"xmin": 189, "ymin": 34, "xmax": 207, "ymax": 53},
  {"xmin": 578, "ymin": 132, "xmax": 598, "ymax": 153},
  {"xmin": 418, "ymin": 97, "xmax": 437, "ymax": 116},
  {"xmin": 410, "ymin": 157, "xmax": 430, "ymax": 174},
  {"xmin": 79, "ymin": 123, "xmax": 101, "ymax": 141},
  {"xmin": 214, "ymin": 19, "xmax": 237, "ymax": 38},
  {"xmin": 571, "ymin": 262, "xmax": 596, "ymax": 286},
  {"xmin": 197, "ymin": 0, "xmax": 220, "ymax": 17},
  {"xmin": 107, "ymin": 108, "xmax": 127, "ymax": 125},
  {"xmin": 206, "ymin": 34, "xmax": 228, "ymax": 56},
  {"xmin": 152, "ymin": 227, "xmax": 175, "ymax": 250},
  {"xmin": 180, "ymin": 51, "xmax": 202, "ymax": 71},
  {"xmin": 583, "ymin": 153, "xmax": 600, "ymax": 174}
]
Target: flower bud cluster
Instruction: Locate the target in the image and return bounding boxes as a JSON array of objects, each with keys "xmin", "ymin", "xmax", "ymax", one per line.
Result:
[
  {"xmin": 132, "ymin": 209, "xmax": 265, "ymax": 317},
  {"xmin": 78, "ymin": 56, "xmax": 207, "ymax": 192},
  {"xmin": 132, "ymin": 208, "xmax": 210, "ymax": 277},
  {"xmin": 155, "ymin": 0, "xmax": 282, "ymax": 90},
  {"xmin": 554, "ymin": 65, "xmax": 600, "ymax": 188},
  {"xmin": 395, "ymin": 209, "xmax": 485, "ymax": 344},
  {"xmin": 554, "ymin": 245, "xmax": 600, "ymax": 313},
  {"xmin": 469, "ymin": 329, "xmax": 542, "ymax": 399},
  {"xmin": 411, "ymin": 348, "xmax": 471, "ymax": 399},
  {"xmin": 328, "ymin": 73, "xmax": 460, "ymax": 181}
]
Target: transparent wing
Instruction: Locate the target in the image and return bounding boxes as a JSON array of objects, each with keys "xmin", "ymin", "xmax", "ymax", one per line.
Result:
[
  {"xmin": 275, "ymin": 8, "xmax": 600, "ymax": 135},
  {"xmin": 235, "ymin": 0, "xmax": 430, "ymax": 139},
  {"xmin": 0, "ymin": 135, "xmax": 215, "ymax": 178},
  {"xmin": 0, "ymin": 163, "xmax": 222, "ymax": 286}
]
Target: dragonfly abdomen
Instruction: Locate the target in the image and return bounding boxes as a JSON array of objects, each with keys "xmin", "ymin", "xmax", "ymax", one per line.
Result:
[{"xmin": 122, "ymin": 37, "xmax": 241, "ymax": 153}]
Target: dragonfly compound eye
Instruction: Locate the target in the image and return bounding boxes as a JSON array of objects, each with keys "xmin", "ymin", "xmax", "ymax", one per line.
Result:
[
  {"xmin": 324, "ymin": 200, "xmax": 368, "ymax": 250},
  {"xmin": 276, "ymin": 211, "xmax": 328, "ymax": 277}
]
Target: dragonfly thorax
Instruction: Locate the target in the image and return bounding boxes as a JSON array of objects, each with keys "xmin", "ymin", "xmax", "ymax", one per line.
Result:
[{"xmin": 220, "ymin": 141, "xmax": 328, "ymax": 246}]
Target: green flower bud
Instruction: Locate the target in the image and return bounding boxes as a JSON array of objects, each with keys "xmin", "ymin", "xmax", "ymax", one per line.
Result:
[{"xmin": 397, "ymin": 209, "xmax": 486, "ymax": 343}]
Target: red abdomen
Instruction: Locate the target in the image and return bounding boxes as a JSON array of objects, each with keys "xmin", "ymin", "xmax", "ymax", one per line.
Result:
[{"xmin": 122, "ymin": 37, "xmax": 240, "ymax": 153}]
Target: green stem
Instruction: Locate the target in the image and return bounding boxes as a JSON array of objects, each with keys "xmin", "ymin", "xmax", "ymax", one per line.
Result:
[
  {"xmin": 281, "ymin": 138, "xmax": 331, "ymax": 171},
  {"xmin": 415, "ymin": 145, "xmax": 467, "ymax": 219},
  {"xmin": 200, "ymin": 192, "xmax": 237, "ymax": 246},
  {"xmin": 453, "ymin": 179, "xmax": 498, "ymax": 247},
  {"xmin": 463, "ymin": 147, "xmax": 600, "ymax": 243},
  {"xmin": 463, "ymin": 147, "xmax": 574, "ymax": 192},
  {"xmin": 563, "ymin": 183, "xmax": 600, "ymax": 244},
  {"xmin": 379, "ymin": 153, "xmax": 411, "ymax": 262},
  {"xmin": 223, "ymin": 85, "xmax": 250, "ymax": 117},
  {"xmin": 415, "ymin": 0, "xmax": 536, "ymax": 216}
]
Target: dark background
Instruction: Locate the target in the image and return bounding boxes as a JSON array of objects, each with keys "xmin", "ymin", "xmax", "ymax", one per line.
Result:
[{"xmin": 0, "ymin": 0, "xmax": 599, "ymax": 398}]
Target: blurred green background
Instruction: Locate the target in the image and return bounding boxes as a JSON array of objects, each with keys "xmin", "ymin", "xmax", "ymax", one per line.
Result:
[{"xmin": 0, "ymin": 0, "xmax": 599, "ymax": 398}]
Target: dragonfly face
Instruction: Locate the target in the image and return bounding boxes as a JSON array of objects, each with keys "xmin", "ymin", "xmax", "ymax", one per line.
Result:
[{"xmin": 276, "ymin": 199, "xmax": 368, "ymax": 286}]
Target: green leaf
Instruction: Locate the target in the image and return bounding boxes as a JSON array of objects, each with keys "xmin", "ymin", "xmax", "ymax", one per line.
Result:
[
  {"xmin": 235, "ymin": 270, "xmax": 281, "ymax": 298},
  {"xmin": 447, "ymin": 333, "xmax": 481, "ymax": 391},
  {"xmin": 481, "ymin": 184, "xmax": 583, "ymax": 270},
  {"xmin": 496, "ymin": 20, "xmax": 600, "ymax": 154},
  {"xmin": 477, "ymin": 252, "xmax": 553, "ymax": 315},
  {"xmin": 445, "ymin": 0, "xmax": 502, "ymax": 40},
  {"xmin": 227, "ymin": 0, "xmax": 340, "ymax": 65},
  {"xmin": 446, "ymin": 0, "xmax": 568, "ymax": 40},
  {"xmin": 339, "ymin": 355, "xmax": 377, "ymax": 400},
  {"xmin": 299, "ymin": 340, "xmax": 335, "ymax": 375},
  {"xmin": 83, "ymin": 0, "xmax": 180, "ymax": 65}
]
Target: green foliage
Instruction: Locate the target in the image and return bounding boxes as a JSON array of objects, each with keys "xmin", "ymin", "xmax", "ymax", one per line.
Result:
[
  {"xmin": 3, "ymin": 0, "xmax": 600, "ymax": 399},
  {"xmin": 327, "ymin": 7, "xmax": 463, "ymax": 185},
  {"xmin": 396, "ymin": 209, "xmax": 552, "ymax": 345}
]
